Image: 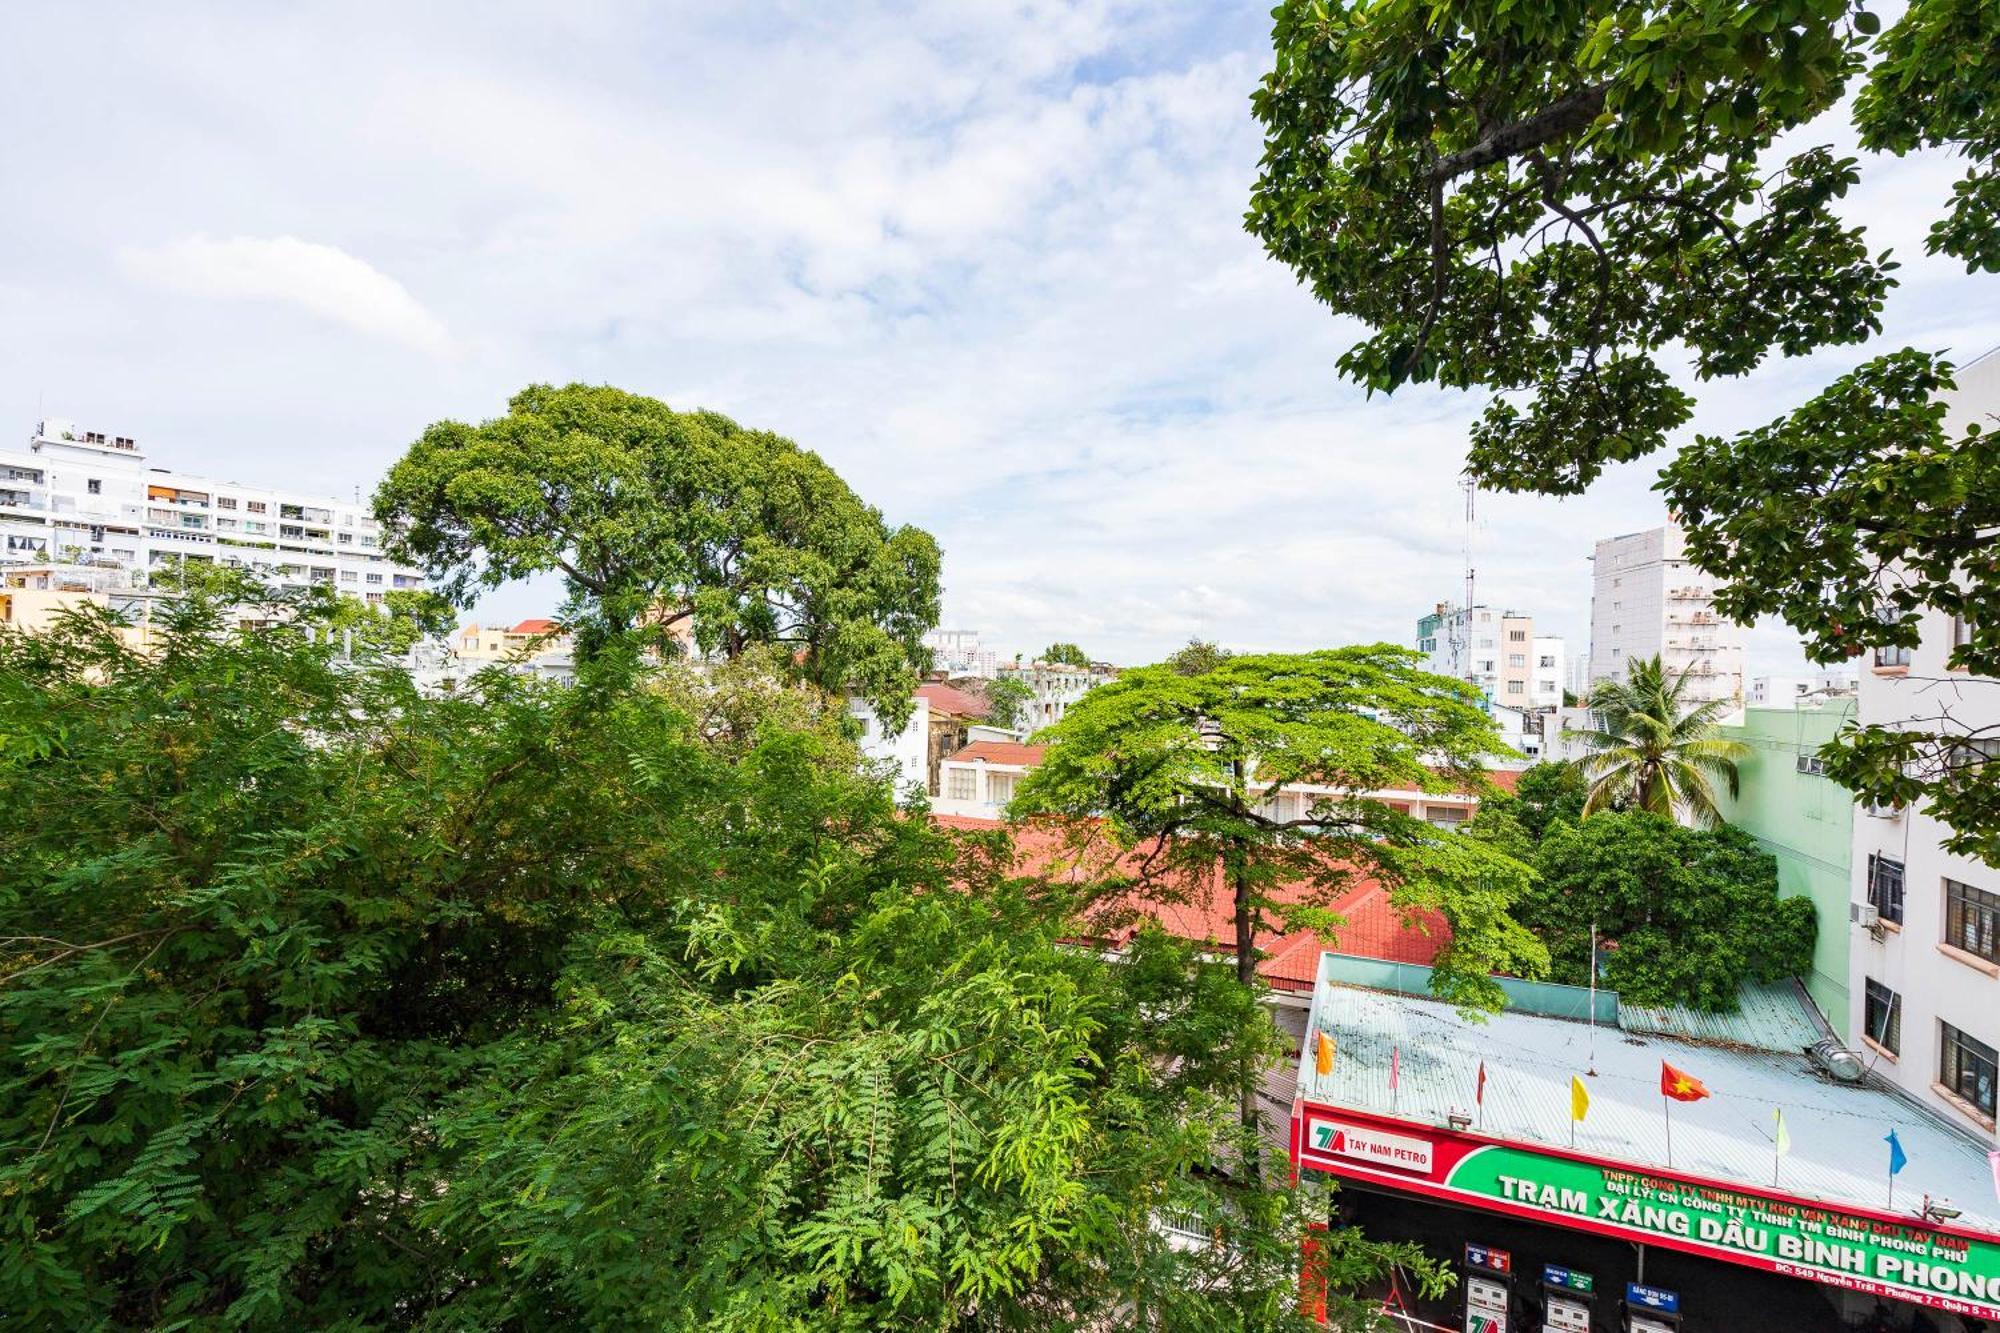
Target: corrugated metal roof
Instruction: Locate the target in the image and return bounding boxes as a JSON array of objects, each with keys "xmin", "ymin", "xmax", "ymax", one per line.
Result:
[
  {"xmin": 1298, "ymin": 973, "xmax": 2000, "ymax": 1236},
  {"xmin": 1618, "ymin": 977, "xmax": 1830, "ymax": 1051}
]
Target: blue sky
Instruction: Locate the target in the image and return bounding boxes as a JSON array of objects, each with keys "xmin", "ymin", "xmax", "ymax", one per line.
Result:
[{"xmin": 4, "ymin": 2, "xmax": 1997, "ymax": 674}]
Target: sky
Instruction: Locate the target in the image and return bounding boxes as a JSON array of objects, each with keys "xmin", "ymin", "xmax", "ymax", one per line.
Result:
[{"xmin": 5, "ymin": 2, "xmax": 1998, "ymax": 676}]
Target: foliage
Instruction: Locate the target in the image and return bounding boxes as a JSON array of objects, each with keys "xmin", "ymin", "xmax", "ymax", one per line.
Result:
[
  {"xmin": 1014, "ymin": 647, "xmax": 1549, "ymax": 1027},
  {"xmin": 0, "ymin": 588, "xmax": 1392, "ymax": 1329},
  {"xmin": 984, "ymin": 676, "xmax": 1036, "ymax": 732},
  {"xmin": 1524, "ymin": 814, "xmax": 1817, "ymax": 1010},
  {"xmin": 1565, "ymin": 656, "xmax": 1749, "ymax": 827},
  {"xmin": 1249, "ymin": 0, "xmax": 2000, "ymax": 846},
  {"xmin": 374, "ymin": 383, "xmax": 941, "ymax": 724},
  {"xmin": 1463, "ymin": 762, "xmax": 1586, "ymax": 861},
  {"xmin": 1041, "ymin": 642, "xmax": 1091, "ymax": 668},
  {"xmin": 1166, "ymin": 638, "xmax": 1234, "ymax": 677}
]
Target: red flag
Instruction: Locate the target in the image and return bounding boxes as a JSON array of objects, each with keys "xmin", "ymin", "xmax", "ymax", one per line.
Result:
[
  {"xmin": 1476, "ymin": 1060, "xmax": 1487, "ymax": 1107},
  {"xmin": 1661, "ymin": 1061, "xmax": 1711, "ymax": 1103},
  {"xmin": 1389, "ymin": 1046, "xmax": 1400, "ymax": 1092}
]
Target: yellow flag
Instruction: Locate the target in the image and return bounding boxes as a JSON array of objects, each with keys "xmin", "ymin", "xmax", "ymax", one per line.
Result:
[
  {"xmin": 1774, "ymin": 1107, "xmax": 1792, "ymax": 1157},
  {"xmin": 1570, "ymin": 1075, "xmax": 1591, "ymax": 1122},
  {"xmin": 1315, "ymin": 1032, "xmax": 1335, "ymax": 1077}
]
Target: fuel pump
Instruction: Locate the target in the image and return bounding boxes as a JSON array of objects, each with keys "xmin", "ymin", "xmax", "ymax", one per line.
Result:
[
  {"xmin": 1538, "ymin": 1264, "xmax": 1594, "ymax": 1332},
  {"xmin": 1462, "ymin": 1244, "xmax": 1516, "ymax": 1333},
  {"xmin": 1622, "ymin": 1282, "xmax": 1681, "ymax": 1333}
]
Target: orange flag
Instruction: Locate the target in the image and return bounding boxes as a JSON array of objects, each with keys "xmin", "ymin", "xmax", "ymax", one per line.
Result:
[
  {"xmin": 1315, "ymin": 1032, "xmax": 1335, "ymax": 1077},
  {"xmin": 1661, "ymin": 1061, "xmax": 1711, "ymax": 1103}
]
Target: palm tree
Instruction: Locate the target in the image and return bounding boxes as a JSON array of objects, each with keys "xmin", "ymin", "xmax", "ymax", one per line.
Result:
[{"xmin": 1565, "ymin": 655, "xmax": 1749, "ymax": 826}]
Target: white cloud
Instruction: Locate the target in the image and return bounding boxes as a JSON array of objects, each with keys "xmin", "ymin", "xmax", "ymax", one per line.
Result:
[{"xmin": 117, "ymin": 235, "xmax": 451, "ymax": 356}]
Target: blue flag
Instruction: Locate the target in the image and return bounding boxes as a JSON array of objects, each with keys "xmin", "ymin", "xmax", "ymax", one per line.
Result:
[{"xmin": 1887, "ymin": 1130, "xmax": 1909, "ymax": 1176}]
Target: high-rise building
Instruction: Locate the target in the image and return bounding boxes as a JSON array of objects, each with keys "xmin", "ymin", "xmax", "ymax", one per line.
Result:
[
  {"xmin": 1586, "ymin": 520, "xmax": 1744, "ymax": 705},
  {"xmin": 1848, "ymin": 347, "xmax": 2000, "ymax": 1145},
  {"xmin": 1415, "ymin": 604, "xmax": 1560, "ymax": 710},
  {"xmin": 0, "ymin": 418, "xmax": 423, "ymax": 602},
  {"xmin": 923, "ymin": 628, "xmax": 1000, "ymax": 678}
]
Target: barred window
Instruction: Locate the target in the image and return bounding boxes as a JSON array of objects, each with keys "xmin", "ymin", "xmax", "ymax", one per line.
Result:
[
  {"xmin": 1945, "ymin": 879, "xmax": 2000, "ymax": 964},
  {"xmin": 1874, "ymin": 643, "xmax": 1912, "ymax": 668},
  {"xmin": 1864, "ymin": 979, "xmax": 1901, "ymax": 1054},
  {"xmin": 1940, "ymin": 1022, "xmax": 1997, "ymax": 1119},
  {"xmin": 1867, "ymin": 854, "xmax": 1905, "ymax": 924}
]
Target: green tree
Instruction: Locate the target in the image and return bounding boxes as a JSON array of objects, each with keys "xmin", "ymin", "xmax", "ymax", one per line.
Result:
[
  {"xmin": 984, "ymin": 675, "xmax": 1036, "ymax": 732},
  {"xmin": 0, "ymin": 582, "xmax": 1388, "ymax": 1329},
  {"xmin": 1566, "ymin": 656, "xmax": 1749, "ymax": 826},
  {"xmin": 1041, "ymin": 641, "xmax": 1091, "ymax": 668},
  {"xmin": 1165, "ymin": 637, "xmax": 1234, "ymax": 677},
  {"xmin": 374, "ymin": 383, "xmax": 941, "ymax": 723},
  {"xmin": 1248, "ymin": 0, "xmax": 2000, "ymax": 848},
  {"xmin": 1013, "ymin": 648, "xmax": 1549, "ymax": 1136},
  {"xmin": 1463, "ymin": 761, "xmax": 1588, "ymax": 862},
  {"xmin": 1524, "ymin": 813, "xmax": 1817, "ymax": 1010}
]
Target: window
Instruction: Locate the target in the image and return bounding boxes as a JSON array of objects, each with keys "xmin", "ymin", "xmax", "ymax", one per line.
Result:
[
  {"xmin": 1508, "ymin": 653, "xmax": 1526, "ymax": 667},
  {"xmin": 1874, "ymin": 644, "xmax": 1913, "ymax": 668},
  {"xmin": 1540, "ymin": 655, "xmax": 1556, "ymax": 668},
  {"xmin": 946, "ymin": 768, "xmax": 976, "ymax": 801},
  {"xmin": 1954, "ymin": 614, "xmax": 1975, "ymax": 651},
  {"xmin": 1863, "ymin": 979, "xmax": 1901, "ymax": 1054},
  {"xmin": 1945, "ymin": 879, "xmax": 2000, "ymax": 964},
  {"xmin": 1940, "ymin": 1022, "xmax": 1997, "ymax": 1119},
  {"xmin": 1427, "ymin": 805, "xmax": 1468, "ymax": 827},
  {"xmin": 86, "ymin": 478, "xmax": 101, "ymax": 494},
  {"xmin": 246, "ymin": 500, "xmax": 267, "ymax": 514},
  {"xmin": 365, "ymin": 573, "xmax": 383, "ymax": 585},
  {"xmin": 1795, "ymin": 754, "xmax": 1826, "ymax": 777},
  {"xmin": 1867, "ymin": 854, "xmax": 1906, "ymax": 924},
  {"xmin": 988, "ymin": 773, "xmax": 1017, "ymax": 804},
  {"xmin": 1509, "ymin": 630, "xmax": 1526, "ymax": 642},
  {"xmin": 339, "ymin": 570, "xmax": 358, "ymax": 583},
  {"xmin": 1507, "ymin": 680, "xmax": 1524, "ymax": 695},
  {"xmin": 216, "ymin": 496, "xmax": 236, "ymax": 509}
]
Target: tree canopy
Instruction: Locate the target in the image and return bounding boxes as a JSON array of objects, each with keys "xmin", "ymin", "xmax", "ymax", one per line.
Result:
[
  {"xmin": 983, "ymin": 676, "xmax": 1036, "ymax": 732},
  {"xmin": 0, "ymin": 582, "xmax": 1394, "ymax": 1329},
  {"xmin": 1520, "ymin": 813, "xmax": 1817, "ymax": 1011},
  {"xmin": 1040, "ymin": 642, "xmax": 1091, "ymax": 668},
  {"xmin": 374, "ymin": 383, "xmax": 941, "ymax": 723},
  {"xmin": 1249, "ymin": 0, "xmax": 2000, "ymax": 846},
  {"xmin": 1014, "ymin": 648, "xmax": 1549, "ymax": 1020},
  {"xmin": 1165, "ymin": 638, "xmax": 1234, "ymax": 677}
]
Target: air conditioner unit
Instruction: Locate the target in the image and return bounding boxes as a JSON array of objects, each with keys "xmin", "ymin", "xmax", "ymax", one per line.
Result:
[
  {"xmin": 1864, "ymin": 801, "xmax": 1903, "ymax": 820},
  {"xmin": 1851, "ymin": 902, "xmax": 1881, "ymax": 929}
]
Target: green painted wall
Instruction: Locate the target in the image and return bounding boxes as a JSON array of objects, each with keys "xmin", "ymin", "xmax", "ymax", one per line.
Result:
[{"xmin": 1714, "ymin": 701, "xmax": 1856, "ymax": 1037}]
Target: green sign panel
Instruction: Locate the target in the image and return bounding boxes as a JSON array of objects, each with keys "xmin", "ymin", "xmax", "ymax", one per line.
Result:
[{"xmin": 1444, "ymin": 1145, "xmax": 2000, "ymax": 1320}]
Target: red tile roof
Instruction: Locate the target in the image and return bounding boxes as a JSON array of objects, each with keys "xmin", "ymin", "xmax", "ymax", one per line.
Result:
[
  {"xmin": 928, "ymin": 813, "xmax": 1445, "ymax": 991},
  {"xmin": 511, "ymin": 618, "xmax": 560, "ymax": 635},
  {"xmin": 916, "ymin": 682, "xmax": 991, "ymax": 719},
  {"xmin": 949, "ymin": 741, "xmax": 1046, "ymax": 767}
]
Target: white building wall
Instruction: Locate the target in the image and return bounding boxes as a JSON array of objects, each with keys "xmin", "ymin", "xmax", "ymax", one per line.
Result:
[
  {"xmin": 850, "ymin": 693, "xmax": 930, "ymax": 796},
  {"xmin": 1530, "ymin": 635, "xmax": 1566, "ymax": 710},
  {"xmin": 1587, "ymin": 520, "xmax": 1744, "ymax": 706},
  {"xmin": 1847, "ymin": 350, "xmax": 2000, "ymax": 1144},
  {"xmin": 1, "ymin": 419, "xmax": 423, "ymax": 601}
]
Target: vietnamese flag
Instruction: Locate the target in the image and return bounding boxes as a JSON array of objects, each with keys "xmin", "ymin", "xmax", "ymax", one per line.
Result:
[{"xmin": 1661, "ymin": 1061, "xmax": 1711, "ymax": 1102}]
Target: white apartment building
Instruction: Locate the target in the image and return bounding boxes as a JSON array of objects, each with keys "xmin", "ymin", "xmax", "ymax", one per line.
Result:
[
  {"xmin": 923, "ymin": 628, "xmax": 1000, "ymax": 679},
  {"xmin": 0, "ymin": 418, "xmax": 423, "ymax": 603},
  {"xmin": 1586, "ymin": 520, "xmax": 1744, "ymax": 705},
  {"xmin": 848, "ymin": 692, "xmax": 931, "ymax": 796},
  {"xmin": 1849, "ymin": 348, "xmax": 2000, "ymax": 1145},
  {"xmin": 1529, "ymin": 635, "xmax": 1566, "ymax": 710},
  {"xmin": 1749, "ymin": 671, "xmax": 1858, "ymax": 707},
  {"xmin": 996, "ymin": 659, "xmax": 1115, "ymax": 729}
]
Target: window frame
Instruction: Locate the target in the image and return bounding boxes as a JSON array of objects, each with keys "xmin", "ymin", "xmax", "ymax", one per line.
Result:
[
  {"xmin": 1867, "ymin": 853, "xmax": 1906, "ymax": 924},
  {"xmin": 1940, "ymin": 1021, "xmax": 1998, "ymax": 1119},
  {"xmin": 1863, "ymin": 978, "xmax": 1902, "ymax": 1055},
  {"xmin": 1945, "ymin": 878, "xmax": 2000, "ymax": 964}
]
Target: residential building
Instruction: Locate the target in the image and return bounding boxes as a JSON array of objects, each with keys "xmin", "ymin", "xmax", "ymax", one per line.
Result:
[
  {"xmin": 1714, "ymin": 700, "xmax": 1858, "ymax": 1034},
  {"xmin": 1416, "ymin": 604, "xmax": 1534, "ymax": 702},
  {"xmin": 994, "ymin": 659, "xmax": 1114, "ymax": 729},
  {"xmin": 1749, "ymin": 670, "xmax": 1858, "ymax": 706},
  {"xmin": 923, "ymin": 628, "xmax": 1000, "ymax": 679},
  {"xmin": 0, "ymin": 418, "xmax": 423, "ymax": 603},
  {"xmin": 1848, "ymin": 347, "xmax": 2000, "ymax": 1145},
  {"xmin": 454, "ymin": 618, "xmax": 569, "ymax": 662},
  {"xmin": 1586, "ymin": 519, "xmax": 1744, "ymax": 705},
  {"xmin": 1528, "ymin": 635, "xmax": 1565, "ymax": 710},
  {"xmin": 848, "ymin": 692, "xmax": 931, "ymax": 795},
  {"xmin": 914, "ymin": 680, "xmax": 991, "ymax": 794}
]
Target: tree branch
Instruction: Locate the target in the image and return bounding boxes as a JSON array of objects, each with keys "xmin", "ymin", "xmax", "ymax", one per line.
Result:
[{"xmin": 1430, "ymin": 84, "xmax": 1609, "ymax": 183}]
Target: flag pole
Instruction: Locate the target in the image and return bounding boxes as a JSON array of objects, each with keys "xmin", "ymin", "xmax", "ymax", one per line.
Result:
[
  {"xmin": 1587, "ymin": 922, "xmax": 1599, "ymax": 1077},
  {"xmin": 1663, "ymin": 1094, "xmax": 1673, "ymax": 1169}
]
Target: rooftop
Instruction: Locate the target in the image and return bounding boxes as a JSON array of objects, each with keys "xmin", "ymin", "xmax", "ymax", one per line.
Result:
[
  {"xmin": 1298, "ymin": 957, "xmax": 2000, "ymax": 1234},
  {"xmin": 948, "ymin": 740, "xmax": 1046, "ymax": 767}
]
